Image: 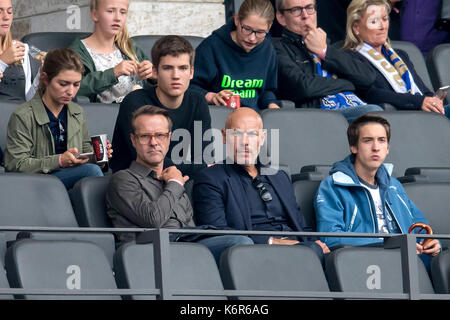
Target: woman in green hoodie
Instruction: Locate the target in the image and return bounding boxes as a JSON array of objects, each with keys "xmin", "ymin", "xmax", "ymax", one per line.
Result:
[{"xmin": 71, "ymin": 0, "xmax": 153, "ymax": 103}]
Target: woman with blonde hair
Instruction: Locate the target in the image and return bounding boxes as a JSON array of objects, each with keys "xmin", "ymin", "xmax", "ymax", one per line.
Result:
[
  {"xmin": 70, "ymin": 0, "xmax": 153, "ymax": 103},
  {"xmin": 190, "ymin": 0, "xmax": 280, "ymax": 111},
  {"xmin": 0, "ymin": 0, "xmax": 41, "ymax": 101},
  {"xmin": 344, "ymin": 0, "xmax": 450, "ymax": 117}
]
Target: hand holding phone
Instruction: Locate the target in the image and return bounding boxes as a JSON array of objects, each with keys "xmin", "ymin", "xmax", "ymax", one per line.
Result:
[{"xmin": 435, "ymin": 85, "xmax": 450, "ymax": 100}]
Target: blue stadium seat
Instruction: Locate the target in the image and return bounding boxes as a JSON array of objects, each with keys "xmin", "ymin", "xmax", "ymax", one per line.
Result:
[
  {"xmin": 5, "ymin": 239, "xmax": 119, "ymax": 300},
  {"xmin": 114, "ymin": 241, "xmax": 226, "ymax": 300},
  {"xmin": 220, "ymin": 244, "xmax": 330, "ymax": 299}
]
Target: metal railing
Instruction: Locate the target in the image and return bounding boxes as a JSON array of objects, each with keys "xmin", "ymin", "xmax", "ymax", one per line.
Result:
[{"xmin": 0, "ymin": 226, "xmax": 449, "ymax": 300}]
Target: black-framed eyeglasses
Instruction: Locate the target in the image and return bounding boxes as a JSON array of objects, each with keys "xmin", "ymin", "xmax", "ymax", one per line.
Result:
[
  {"xmin": 252, "ymin": 177, "xmax": 272, "ymax": 202},
  {"xmin": 280, "ymin": 4, "xmax": 316, "ymax": 17},
  {"xmin": 239, "ymin": 23, "xmax": 268, "ymax": 39}
]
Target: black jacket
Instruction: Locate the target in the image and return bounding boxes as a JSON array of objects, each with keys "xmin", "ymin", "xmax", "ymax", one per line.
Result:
[
  {"xmin": 272, "ymin": 27, "xmax": 376, "ymax": 108},
  {"xmin": 348, "ymin": 49, "xmax": 433, "ymax": 110}
]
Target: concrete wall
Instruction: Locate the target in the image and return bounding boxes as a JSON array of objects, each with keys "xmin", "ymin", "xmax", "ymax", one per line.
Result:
[{"xmin": 11, "ymin": 0, "xmax": 226, "ymax": 40}]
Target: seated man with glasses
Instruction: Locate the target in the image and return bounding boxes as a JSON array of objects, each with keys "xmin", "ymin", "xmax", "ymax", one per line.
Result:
[
  {"xmin": 273, "ymin": 0, "xmax": 383, "ymax": 122},
  {"xmin": 106, "ymin": 105, "xmax": 253, "ymax": 264},
  {"xmin": 190, "ymin": 0, "xmax": 280, "ymax": 111},
  {"xmin": 193, "ymin": 107, "xmax": 329, "ymax": 263},
  {"xmin": 110, "ymin": 35, "xmax": 211, "ymax": 178}
]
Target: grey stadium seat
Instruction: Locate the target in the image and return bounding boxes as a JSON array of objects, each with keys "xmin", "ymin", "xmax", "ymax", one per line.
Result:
[
  {"xmin": 71, "ymin": 176, "xmax": 113, "ymax": 228},
  {"xmin": 21, "ymin": 32, "xmax": 90, "ymax": 52},
  {"xmin": 5, "ymin": 239, "xmax": 119, "ymax": 300},
  {"xmin": 0, "ymin": 233, "xmax": 12, "ymax": 300},
  {"xmin": 0, "ymin": 100, "xmax": 21, "ymax": 152},
  {"xmin": 114, "ymin": 241, "xmax": 226, "ymax": 300},
  {"xmin": 131, "ymin": 35, "xmax": 204, "ymax": 57},
  {"xmin": 220, "ymin": 244, "xmax": 330, "ymax": 299},
  {"xmin": 208, "ymin": 105, "xmax": 233, "ymax": 162},
  {"xmin": 374, "ymin": 111, "xmax": 450, "ymax": 178},
  {"xmin": 292, "ymin": 180, "xmax": 321, "ymax": 231},
  {"xmin": 261, "ymin": 109, "xmax": 349, "ymax": 175},
  {"xmin": 426, "ymin": 43, "xmax": 450, "ymax": 104},
  {"xmin": 325, "ymin": 247, "xmax": 434, "ymax": 295},
  {"xmin": 80, "ymin": 102, "xmax": 120, "ymax": 142},
  {"xmin": 401, "ymin": 182, "xmax": 450, "ymax": 249},
  {"xmin": 0, "ymin": 173, "xmax": 115, "ymax": 266},
  {"xmin": 431, "ymin": 249, "xmax": 450, "ymax": 294},
  {"xmin": 390, "ymin": 40, "xmax": 434, "ymax": 92}
]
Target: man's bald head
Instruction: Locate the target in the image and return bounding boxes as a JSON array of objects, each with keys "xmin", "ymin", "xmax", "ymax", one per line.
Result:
[
  {"xmin": 225, "ymin": 107, "xmax": 263, "ymax": 130},
  {"xmin": 222, "ymin": 107, "xmax": 266, "ymax": 166}
]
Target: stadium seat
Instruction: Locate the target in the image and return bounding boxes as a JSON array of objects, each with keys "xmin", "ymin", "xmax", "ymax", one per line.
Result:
[
  {"xmin": 431, "ymin": 250, "xmax": 450, "ymax": 294},
  {"xmin": 21, "ymin": 32, "xmax": 90, "ymax": 52},
  {"xmin": 426, "ymin": 43, "xmax": 450, "ymax": 104},
  {"xmin": 131, "ymin": 35, "xmax": 204, "ymax": 57},
  {"xmin": 80, "ymin": 102, "xmax": 120, "ymax": 142},
  {"xmin": 0, "ymin": 100, "xmax": 21, "ymax": 152},
  {"xmin": 261, "ymin": 109, "xmax": 349, "ymax": 175},
  {"xmin": 390, "ymin": 40, "xmax": 434, "ymax": 92},
  {"xmin": 0, "ymin": 233, "xmax": 12, "ymax": 300},
  {"xmin": 71, "ymin": 176, "xmax": 113, "ymax": 228},
  {"xmin": 374, "ymin": 111, "xmax": 450, "ymax": 178},
  {"xmin": 114, "ymin": 241, "xmax": 226, "ymax": 300},
  {"xmin": 5, "ymin": 239, "xmax": 119, "ymax": 300},
  {"xmin": 401, "ymin": 182, "xmax": 450, "ymax": 249},
  {"xmin": 208, "ymin": 105, "xmax": 233, "ymax": 162},
  {"xmin": 325, "ymin": 247, "xmax": 434, "ymax": 295},
  {"xmin": 220, "ymin": 244, "xmax": 330, "ymax": 299},
  {"xmin": 292, "ymin": 180, "xmax": 321, "ymax": 231},
  {"xmin": 0, "ymin": 173, "xmax": 115, "ymax": 265}
]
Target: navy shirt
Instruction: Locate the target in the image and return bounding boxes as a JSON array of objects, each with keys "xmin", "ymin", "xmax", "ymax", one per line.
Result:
[
  {"xmin": 233, "ymin": 164, "xmax": 294, "ymax": 244},
  {"xmin": 44, "ymin": 104, "xmax": 68, "ymax": 155}
]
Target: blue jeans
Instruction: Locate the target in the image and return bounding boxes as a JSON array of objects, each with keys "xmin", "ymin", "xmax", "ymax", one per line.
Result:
[
  {"xmin": 333, "ymin": 104, "xmax": 384, "ymax": 123},
  {"xmin": 197, "ymin": 235, "xmax": 254, "ymax": 266},
  {"xmin": 444, "ymin": 104, "xmax": 450, "ymax": 120},
  {"xmin": 51, "ymin": 163, "xmax": 103, "ymax": 190}
]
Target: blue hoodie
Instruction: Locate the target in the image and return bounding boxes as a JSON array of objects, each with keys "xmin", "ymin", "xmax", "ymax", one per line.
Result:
[
  {"xmin": 314, "ymin": 155, "xmax": 429, "ymax": 248},
  {"xmin": 190, "ymin": 19, "xmax": 279, "ymax": 111}
]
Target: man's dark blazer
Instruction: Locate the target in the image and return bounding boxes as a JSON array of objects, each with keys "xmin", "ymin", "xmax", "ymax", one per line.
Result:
[{"xmin": 193, "ymin": 163, "xmax": 317, "ymax": 242}]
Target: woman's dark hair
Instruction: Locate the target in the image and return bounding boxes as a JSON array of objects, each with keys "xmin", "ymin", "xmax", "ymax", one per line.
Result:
[{"xmin": 38, "ymin": 48, "xmax": 85, "ymax": 95}]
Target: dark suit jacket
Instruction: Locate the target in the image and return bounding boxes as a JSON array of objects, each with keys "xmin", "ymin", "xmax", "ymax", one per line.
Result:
[{"xmin": 193, "ymin": 163, "xmax": 317, "ymax": 243}]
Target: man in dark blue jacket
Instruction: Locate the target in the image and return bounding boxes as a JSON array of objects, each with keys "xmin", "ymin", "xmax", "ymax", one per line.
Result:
[{"xmin": 193, "ymin": 107, "xmax": 329, "ymax": 262}]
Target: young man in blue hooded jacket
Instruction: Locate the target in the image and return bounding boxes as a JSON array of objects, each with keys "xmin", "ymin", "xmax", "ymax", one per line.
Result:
[{"xmin": 314, "ymin": 114, "xmax": 441, "ymax": 259}]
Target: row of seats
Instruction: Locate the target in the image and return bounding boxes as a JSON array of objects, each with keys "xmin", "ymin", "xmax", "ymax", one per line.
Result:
[
  {"xmin": 18, "ymin": 31, "xmax": 450, "ymax": 104},
  {"xmin": 3, "ymin": 101, "xmax": 450, "ymax": 183},
  {"xmin": 0, "ymin": 167, "xmax": 449, "ymax": 298},
  {"xmin": 1, "ymin": 238, "xmax": 449, "ymax": 300}
]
